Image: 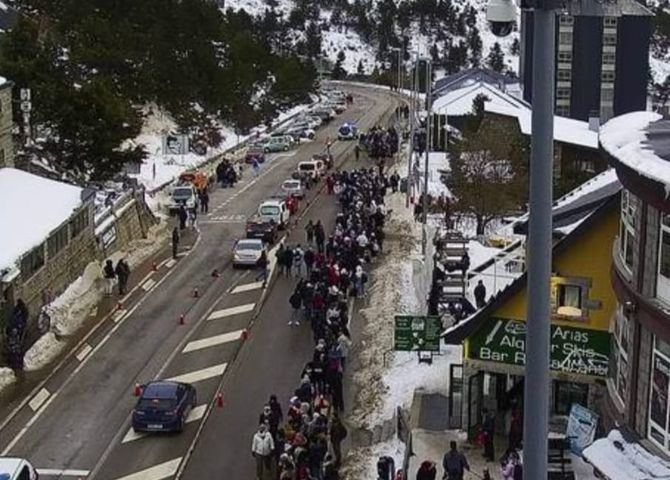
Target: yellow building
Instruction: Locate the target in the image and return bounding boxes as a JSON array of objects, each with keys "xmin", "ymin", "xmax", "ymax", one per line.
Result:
[{"xmin": 444, "ymin": 191, "xmax": 620, "ymax": 437}]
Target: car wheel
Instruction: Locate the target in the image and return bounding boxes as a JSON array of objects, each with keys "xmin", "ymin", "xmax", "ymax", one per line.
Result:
[
  {"xmin": 283, "ymin": 145, "xmax": 289, "ymax": 151},
  {"xmin": 177, "ymin": 414, "xmax": 185, "ymax": 433},
  {"xmin": 264, "ymin": 148, "xmax": 270, "ymax": 153}
]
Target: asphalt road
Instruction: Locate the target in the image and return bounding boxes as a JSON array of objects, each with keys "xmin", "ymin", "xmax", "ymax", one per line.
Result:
[{"xmin": 0, "ymin": 84, "xmax": 400, "ymax": 480}]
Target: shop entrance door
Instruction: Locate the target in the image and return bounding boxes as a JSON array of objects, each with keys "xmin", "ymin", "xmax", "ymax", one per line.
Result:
[{"xmin": 448, "ymin": 364, "xmax": 463, "ymax": 428}]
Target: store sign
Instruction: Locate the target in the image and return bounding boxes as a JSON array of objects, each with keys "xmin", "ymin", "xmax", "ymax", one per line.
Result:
[
  {"xmin": 566, "ymin": 404, "xmax": 599, "ymax": 455},
  {"xmin": 394, "ymin": 315, "xmax": 441, "ymax": 352},
  {"xmin": 100, "ymin": 226, "xmax": 117, "ymax": 250},
  {"xmin": 468, "ymin": 318, "xmax": 610, "ymax": 377}
]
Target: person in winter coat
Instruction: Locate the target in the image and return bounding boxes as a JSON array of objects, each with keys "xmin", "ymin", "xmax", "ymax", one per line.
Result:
[
  {"xmin": 293, "ymin": 246, "xmax": 304, "ymax": 278},
  {"xmin": 482, "ymin": 409, "xmax": 496, "ymax": 461},
  {"xmin": 309, "ymin": 437, "xmax": 328, "ymax": 480},
  {"xmin": 442, "ymin": 441, "xmax": 469, "ymax": 480},
  {"xmin": 171, "ymin": 227, "xmax": 180, "ymax": 260},
  {"xmin": 501, "ymin": 450, "xmax": 522, "ymax": 480},
  {"xmin": 474, "ymin": 280, "xmax": 487, "ymax": 308},
  {"xmin": 305, "ymin": 220, "xmax": 315, "ymax": 245},
  {"xmin": 178, "ymin": 204, "xmax": 188, "ymax": 230},
  {"xmin": 416, "ymin": 460, "xmax": 437, "ymax": 480},
  {"xmin": 337, "ymin": 332, "xmax": 352, "ymax": 370},
  {"xmin": 251, "ymin": 424, "xmax": 275, "ymax": 480},
  {"xmin": 315, "ymin": 221, "xmax": 326, "ymax": 253},
  {"xmin": 103, "ymin": 259, "xmax": 116, "ymax": 295},
  {"xmin": 268, "ymin": 394, "xmax": 283, "ymax": 424},
  {"xmin": 256, "ymin": 251, "xmax": 269, "ymax": 287},
  {"xmin": 115, "ymin": 259, "xmax": 130, "ymax": 295},
  {"xmin": 199, "ymin": 189, "xmax": 209, "ymax": 214},
  {"xmin": 304, "ymin": 248, "xmax": 315, "ymax": 277},
  {"xmin": 289, "ymin": 290, "xmax": 302, "ymax": 326},
  {"xmin": 259, "ymin": 404, "xmax": 280, "ymax": 436}
]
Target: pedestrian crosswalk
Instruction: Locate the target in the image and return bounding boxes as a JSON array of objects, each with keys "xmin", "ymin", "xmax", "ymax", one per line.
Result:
[
  {"xmin": 182, "ymin": 330, "xmax": 244, "ymax": 353},
  {"xmin": 202, "ymin": 214, "xmax": 246, "ymax": 223},
  {"xmin": 112, "ymin": 457, "xmax": 182, "ymax": 480},
  {"xmin": 166, "ymin": 363, "xmax": 228, "ymax": 384},
  {"xmin": 208, "ymin": 303, "xmax": 255, "ymax": 320}
]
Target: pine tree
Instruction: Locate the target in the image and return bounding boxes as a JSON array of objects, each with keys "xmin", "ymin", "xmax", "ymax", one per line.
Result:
[
  {"xmin": 357, "ymin": 60, "xmax": 365, "ymax": 77},
  {"xmin": 332, "ymin": 50, "xmax": 347, "ymax": 79},
  {"xmin": 487, "ymin": 42, "xmax": 506, "ymax": 73},
  {"xmin": 510, "ymin": 38, "xmax": 520, "ymax": 56},
  {"xmin": 467, "ymin": 27, "xmax": 483, "ymax": 67}
]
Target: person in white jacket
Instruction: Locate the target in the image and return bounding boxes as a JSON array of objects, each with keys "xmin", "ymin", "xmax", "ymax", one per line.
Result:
[{"xmin": 251, "ymin": 424, "xmax": 275, "ymax": 480}]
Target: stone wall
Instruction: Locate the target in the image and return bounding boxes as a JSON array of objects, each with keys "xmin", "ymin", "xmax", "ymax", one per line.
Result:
[{"xmin": 0, "ymin": 84, "xmax": 14, "ymax": 168}]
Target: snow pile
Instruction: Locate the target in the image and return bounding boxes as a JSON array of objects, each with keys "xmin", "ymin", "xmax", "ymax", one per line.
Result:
[
  {"xmin": 599, "ymin": 111, "xmax": 669, "ymax": 187},
  {"xmin": 583, "ymin": 429, "xmax": 670, "ymax": 480},
  {"xmin": 321, "ymin": 26, "xmax": 377, "ymax": 75},
  {"xmin": 23, "ymin": 333, "xmax": 66, "ymax": 372},
  {"xmin": 0, "ymin": 168, "xmax": 83, "ymax": 274},
  {"xmin": 0, "ymin": 367, "xmax": 16, "ymax": 392},
  {"xmin": 340, "ymin": 437, "xmax": 406, "ymax": 480}
]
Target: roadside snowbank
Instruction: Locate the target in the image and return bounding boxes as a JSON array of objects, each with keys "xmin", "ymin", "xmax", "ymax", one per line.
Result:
[
  {"xmin": 340, "ymin": 437, "xmax": 406, "ymax": 480},
  {"xmin": 0, "ymin": 367, "xmax": 16, "ymax": 392}
]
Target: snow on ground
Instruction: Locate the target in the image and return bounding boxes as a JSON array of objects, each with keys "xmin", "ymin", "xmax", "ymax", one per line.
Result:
[
  {"xmin": 22, "ymin": 221, "xmax": 170, "ymax": 372},
  {"xmin": 221, "ymin": 0, "xmax": 293, "ymax": 16},
  {"xmin": 0, "ymin": 168, "xmax": 83, "ymax": 275},
  {"xmin": 0, "ymin": 367, "xmax": 16, "ymax": 392},
  {"xmin": 340, "ymin": 437, "xmax": 406, "ymax": 480},
  {"xmin": 321, "ymin": 26, "xmax": 377, "ymax": 75},
  {"xmin": 651, "ymin": 52, "xmax": 670, "ymax": 85}
]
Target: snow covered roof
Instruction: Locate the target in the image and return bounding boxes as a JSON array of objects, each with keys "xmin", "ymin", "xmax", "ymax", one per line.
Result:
[
  {"xmin": 432, "ymin": 81, "xmax": 529, "ymax": 117},
  {"xmin": 0, "ymin": 168, "xmax": 84, "ymax": 275},
  {"xmin": 599, "ymin": 111, "xmax": 670, "ymax": 189},
  {"xmin": 433, "ymin": 68, "xmax": 519, "ymax": 97},
  {"xmin": 486, "ymin": 103, "xmax": 599, "ymax": 149},
  {"xmin": 583, "ymin": 429, "xmax": 670, "ymax": 480}
]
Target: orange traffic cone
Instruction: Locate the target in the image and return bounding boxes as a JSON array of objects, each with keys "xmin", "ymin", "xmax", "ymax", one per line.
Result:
[
  {"xmin": 179, "ymin": 314, "xmax": 185, "ymax": 325},
  {"xmin": 241, "ymin": 329, "xmax": 250, "ymax": 341},
  {"xmin": 216, "ymin": 392, "xmax": 225, "ymax": 408},
  {"xmin": 152, "ymin": 261, "xmax": 158, "ymax": 271},
  {"xmin": 133, "ymin": 383, "xmax": 141, "ymax": 396}
]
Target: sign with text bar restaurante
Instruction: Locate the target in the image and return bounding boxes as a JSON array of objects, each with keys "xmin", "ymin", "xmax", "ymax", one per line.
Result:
[
  {"xmin": 394, "ymin": 315, "xmax": 441, "ymax": 352},
  {"xmin": 468, "ymin": 318, "xmax": 610, "ymax": 377}
]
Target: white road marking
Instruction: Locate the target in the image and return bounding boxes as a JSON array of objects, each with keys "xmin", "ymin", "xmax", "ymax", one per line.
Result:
[
  {"xmin": 89, "ymin": 307, "xmax": 98, "ymax": 317},
  {"xmin": 121, "ymin": 405, "xmax": 207, "ymax": 443},
  {"xmin": 112, "ymin": 457, "xmax": 182, "ymax": 480},
  {"xmin": 182, "ymin": 330, "xmax": 244, "ymax": 353},
  {"xmin": 36, "ymin": 468, "xmax": 90, "ymax": 477},
  {"xmin": 230, "ymin": 281, "xmax": 264, "ymax": 294},
  {"xmin": 166, "ymin": 363, "xmax": 227, "ymax": 384},
  {"xmin": 141, "ymin": 278, "xmax": 156, "ymax": 291},
  {"xmin": 75, "ymin": 344, "xmax": 93, "ymax": 362},
  {"xmin": 28, "ymin": 388, "xmax": 50, "ymax": 412},
  {"xmin": 208, "ymin": 303, "xmax": 255, "ymax": 320},
  {"xmin": 112, "ymin": 310, "xmax": 126, "ymax": 323},
  {"xmin": 165, "ymin": 259, "xmax": 177, "ymax": 268}
]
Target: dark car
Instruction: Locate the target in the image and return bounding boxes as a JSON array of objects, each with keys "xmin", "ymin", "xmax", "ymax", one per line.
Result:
[
  {"xmin": 245, "ymin": 146, "xmax": 266, "ymax": 164},
  {"xmin": 131, "ymin": 381, "xmax": 196, "ymax": 433},
  {"xmin": 246, "ymin": 216, "xmax": 278, "ymax": 243}
]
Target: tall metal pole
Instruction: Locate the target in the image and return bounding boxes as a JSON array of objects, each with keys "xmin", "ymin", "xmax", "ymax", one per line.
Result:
[
  {"xmin": 406, "ymin": 57, "xmax": 419, "ymax": 208},
  {"xmin": 522, "ymin": 6, "xmax": 555, "ymax": 480},
  {"xmin": 421, "ymin": 59, "xmax": 432, "ymax": 257}
]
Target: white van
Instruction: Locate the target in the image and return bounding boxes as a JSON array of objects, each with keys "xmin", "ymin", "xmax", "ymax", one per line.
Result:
[
  {"xmin": 298, "ymin": 160, "xmax": 325, "ymax": 180},
  {"xmin": 258, "ymin": 198, "xmax": 290, "ymax": 228},
  {"xmin": 0, "ymin": 457, "xmax": 39, "ymax": 480}
]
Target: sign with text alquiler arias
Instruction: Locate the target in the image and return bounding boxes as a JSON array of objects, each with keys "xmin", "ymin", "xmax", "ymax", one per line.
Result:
[
  {"xmin": 394, "ymin": 315, "xmax": 442, "ymax": 352},
  {"xmin": 468, "ymin": 318, "xmax": 610, "ymax": 377}
]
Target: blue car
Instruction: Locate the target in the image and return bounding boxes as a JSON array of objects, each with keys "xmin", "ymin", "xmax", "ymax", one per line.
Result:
[
  {"xmin": 338, "ymin": 123, "xmax": 358, "ymax": 140},
  {"xmin": 131, "ymin": 381, "xmax": 197, "ymax": 433}
]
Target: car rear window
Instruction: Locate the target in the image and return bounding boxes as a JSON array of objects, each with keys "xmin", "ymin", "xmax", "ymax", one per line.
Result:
[
  {"xmin": 299, "ymin": 164, "xmax": 315, "ymax": 171},
  {"xmin": 138, "ymin": 398, "xmax": 176, "ymax": 409},
  {"xmin": 238, "ymin": 241, "xmax": 263, "ymax": 250},
  {"xmin": 260, "ymin": 206, "xmax": 280, "ymax": 216},
  {"xmin": 173, "ymin": 187, "xmax": 192, "ymax": 199},
  {"xmin": 283, "ymin": 181, "xmax": 300, "ymax": 189}
]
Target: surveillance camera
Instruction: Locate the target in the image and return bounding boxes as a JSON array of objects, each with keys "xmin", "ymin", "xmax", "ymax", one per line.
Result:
[{"xmin": 486, "ymin": 0, "xmax": 517, "ymax": 37}]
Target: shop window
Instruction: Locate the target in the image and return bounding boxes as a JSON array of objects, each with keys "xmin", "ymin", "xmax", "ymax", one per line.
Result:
[
  {"xmin": 609, "ymin": 305, "xmax": 629, "ymax": 404},
  {"xmin": 649, "ymin": 337, "xmax": 670, "ymax": 451},
  {"xmin": 657, "ymin": 215, "xmax": 670, "ymax": 304},
  {"xmin": 20, "ymin": 243, "xmax": 45, "ymax": 279},
  {"xmin": 554, "ymin": 381, "xmax": 589, "ymax": 415},
  {"xmin": 556, "ymin": 284, "xmax": 583, "ymax": 317},
  {"xmin": 69, "ymin": 208, "xmax": 89, "ymax": 238},
  {"xmin": 619, "ymin": 190, "xmax": 636, "ymax": 272}
]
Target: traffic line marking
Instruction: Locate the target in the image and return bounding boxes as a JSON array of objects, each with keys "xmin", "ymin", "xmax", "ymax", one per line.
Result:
[
  {"xmin": 75, "ymin": 344, "xmax": 93, "ymax": 362},
  {"xmin": 121, "ymin": 405, "xmax": 207, "ymax": 443},
  {"xmin": 141, "ymin": 278, "xmax": 156, "ymax": 291},
  {"xmin": 208, "ymin": 303, "xmax": 255, "ymax": 320},
  {"xmin": 165, "ymin": 259, "xmax": 177, "ymax": 268},
  {"xmin": 112, "ymin": 310, "xmax": 126, "ymax": 323},
  {"xmin": 166, "ymin": 363, "xmax": 227, "ymax": 384},
  {"xmin": 89, "ymin": 307, "xmax": 98, "ymax": 318},
  {"xmin": 28, "ymin": 388, "xmax": 50, "ymax": 412},
  {"xmin": 230, "ymin": 281, "xmax": 264, "ymax": 294},
  {"xmin": 36, "ymin": 468, "xmax": 90, "ymax": 477},
  {"xmin": 182, "ymin": 330, "xmax": 244, "ymax": 353},
  {"xmin": 112, "ymin": 457, "xmax": 182, "ymax": 480}
]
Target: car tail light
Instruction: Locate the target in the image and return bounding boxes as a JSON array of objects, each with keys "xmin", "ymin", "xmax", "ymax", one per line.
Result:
[{"xmin": 134, "ymin": 410, "xmax": 145, "ymax": 416}]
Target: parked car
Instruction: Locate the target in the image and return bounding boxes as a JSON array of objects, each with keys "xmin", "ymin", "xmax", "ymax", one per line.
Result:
[
  {"xmin": 245, "ymin": 146, "xmax": 266, "ymax": 164},
  {"xmin": 0, "ymin": 458, "xmax": 39, "ymax": 480},
  {"xmin": 232, "ymin": 238, "xmax": 266, "ymax": 268},
  {"xmin": 324, "ymin": 100, "xmax": 346, "ymax": 114},
  {"xmin": 281, "ymin": 178, "xmax": 306, "ymax": 199},
  {"xmin": 298, "ymin": 160, "xmax": 325, "ymax": 180},
  {"xmin": 309, "ymin": 108, "xmax": 336, "ymax": 123},
  {"xmin": 270, "ymin": 132, "xmax": 296, "ymax": 147},
  {"xmin": 258, "ymin": 198, "xmax": 290, "ymax": 228},
  {"xmin": 262, "ymin": 136, "xmax": 291, "ymax": 153},
  {"xmin": 285, "ymin": 125, "xmax": 315, "ymax": 141},
  {"xmin": 338, "ymin": 123, "xmax": 359, "ymax": 141},
  {"xmin": 246, "ymin": 216, "xmax": 278, "ymax": 243},
  {"xmin": 303, "ymin": 115, "xmax": 323, "ymax": 128},
  {"xmin": 169, "ymin": 184, "xmax": 199, "ymax": 214},
  {"xmin": 131, "ymin": 381, "xmax": 197, "ymax": 433}
]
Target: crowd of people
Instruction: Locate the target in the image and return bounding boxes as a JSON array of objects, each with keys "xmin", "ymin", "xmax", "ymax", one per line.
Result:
[
  {"xmin": 216, "ymin": 157, "xmax": 242, "ymax": 188},
  {"xmin": 251, "ymin": 168, "xmax": 390, "ymax": 480},
  {"xmin": 359, "ymin": 126, "xmax": 399, "ymax": 161}
]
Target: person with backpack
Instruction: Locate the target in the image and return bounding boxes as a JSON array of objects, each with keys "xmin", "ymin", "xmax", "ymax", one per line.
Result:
[
  {"xmin": 501, "ymin": 450, "xmax": 523, "ymax": 480},
  {"xmin": 103, "ymin": 259, "xmax": 116, "ymax": 295},
  {"xmin": 289, "ymin": 290, "xmax": 302, "ymax": 326},
  {"xmin": 442, "ymin": 441, "xmax": 469, "ymax": 480}
]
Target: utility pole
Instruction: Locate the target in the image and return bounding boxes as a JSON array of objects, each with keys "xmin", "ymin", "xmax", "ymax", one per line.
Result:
[
  {"xmin": 421, "ymin": 59, "xmax": 432, "ymax": 257},
  {"xmin": 406, "ymin": 54, "xmax": 419, "ymax": 208},
  {"xmin": 522, "ymin": 4, "xmax": 556, "ymax": 480}
]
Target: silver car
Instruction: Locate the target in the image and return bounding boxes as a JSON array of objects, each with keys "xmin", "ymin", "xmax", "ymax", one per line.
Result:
[
  {"xmin": 232, "ymin": 239, "xmax": 265, "ymax": 268},
  {"xmin": 281, "ymin": 179, "xmax": 306, "ymax": 199}
]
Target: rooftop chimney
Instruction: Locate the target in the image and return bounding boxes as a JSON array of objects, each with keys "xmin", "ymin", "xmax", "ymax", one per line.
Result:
[{"xmin": 588, "ymin": 116, "xmax": 600, "ymax": 132}]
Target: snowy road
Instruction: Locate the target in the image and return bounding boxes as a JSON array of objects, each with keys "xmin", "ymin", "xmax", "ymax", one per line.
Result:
[{"xmin": 0, "ymin": 85, "xmax": 401, "ymax": 479}]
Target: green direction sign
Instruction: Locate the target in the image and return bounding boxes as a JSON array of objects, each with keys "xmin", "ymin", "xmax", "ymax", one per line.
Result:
[
  {"xmin": 468, "ymin": 318, "xmax": 610, "ymax": 377},
  {"xmin": 394, "ymin": 315, "xmax": 441, "ymax": 352}
]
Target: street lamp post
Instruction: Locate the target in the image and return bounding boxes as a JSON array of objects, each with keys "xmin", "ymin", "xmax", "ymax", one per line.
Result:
[
  {"xmin": 421, "ymin": 59, "xmax": 432, "ymax": 257},
  {"xmin": 406, "ymin": 54, "xmax": 419, "ymax": 208}
]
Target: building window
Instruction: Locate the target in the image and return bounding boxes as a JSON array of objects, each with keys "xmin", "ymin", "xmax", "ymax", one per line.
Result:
[
  {"xmin": 558, "ymin": 52, "xmax": 573, "ymax": 63},
  {"xmin": 559, "ymin": 15, "xmax": 574, "ymax": 25},
  {"xmin": 619, "ymin": 190, "xmax": 636, "ymax": 272},
  {"xmin": 657, "ymin": 215, "xmax": 670, "ymax": 304},
  {"xmin": 556, "ymin": 106, "xmax": 570, "ymax": 116},
  {"xmin": 47, "ymin": 224, "xmax": 69, "ymax": 258},
  {"xmin": 602, "ymin": 53, "xmax": 616, "ymax": 65},
  {"xmin": 648, "ymin": 337, "xmax": 670, "ymax": 451},
  {"xmin": 20, "ymin": 243, "xmax": 45, "ymax": 279},
  {"xmin": 609, "ymin": 305, "xmax": 629, "ymax": 404},
  {"xmin": 557, "ymin": 70, "xmax": 572, "ymax": 81},
  {"xmin": 601, "ymin": 88, "xmax": 614, "ymax": 102},
  {"xmin": 557, "ymin": 88, "xmax": 571, "ymax": 100},
  {"xmin": 604, "ymin": 17, "xmax": 618, "ymax": 27},
  {"xmin": 602, "ymin": 71, "xmax": 616, "ymax": 82},
  {"xmin": 69, "ymin": 208, "xmax": 89, "ymax": 238},
  {"xmin": 559, "ymin": 32, "xmax": 573, "ymax": 45},
  {"xmin": 603, "ymin": 33, "xmax": 617, "ymax": 46},
  {"xmin": 556, "ymin": 284, "xmax": 583, "ymax": 317},
  {"xmin": 554, "ymin": 382, "xmax": 589, "ymax": 415}
]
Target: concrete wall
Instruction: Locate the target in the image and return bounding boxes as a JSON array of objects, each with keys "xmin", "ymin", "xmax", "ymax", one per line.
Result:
[
  {"xmin": 0, "ymin": 84, "xmax": 14, "ymax": 168},
  {"xmin": 96, "ymin": 191, "xmax": 157, "ymax": 258}
]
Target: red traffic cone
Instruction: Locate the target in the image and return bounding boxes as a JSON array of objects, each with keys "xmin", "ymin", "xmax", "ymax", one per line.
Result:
[
  {"xmin": 211, "ymin": 269, "xmax": 220, "ymax": 278},
  {"xmin": 152, "ymin": 261, "xmax": 158, "ymax": 271},
  {"xmin": 216, "ymin": 392, "xmax": 224, "ymax": 408},
  {"xmin": 193, "ymin": 287, "xmax": 199, "ymax": 298},
  {"xmin": 241, "ymin": 329, "xmax": 250, "ymax": 341},
  {"xmin": 179, "ymin": 314, "xmax": 185, "ymax": 325},
  {"xmin": 133, "ymin": 383, "xmax": 141, "ymax": 396}
]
